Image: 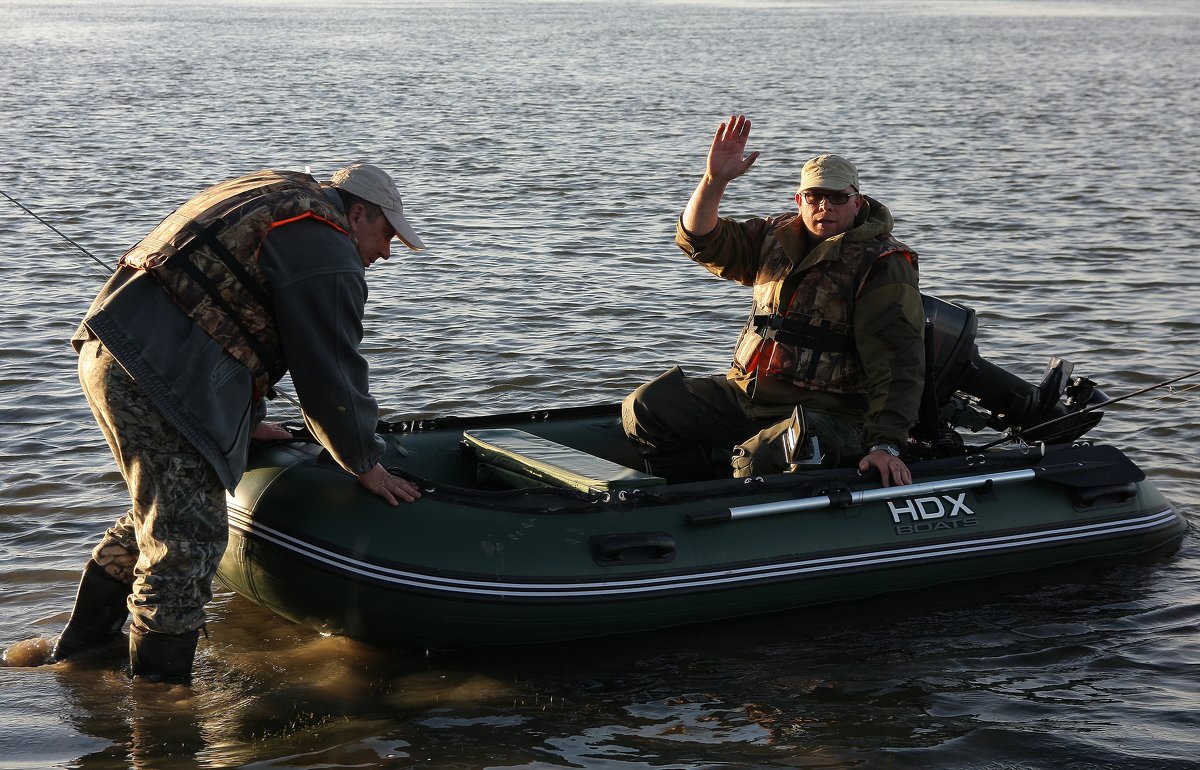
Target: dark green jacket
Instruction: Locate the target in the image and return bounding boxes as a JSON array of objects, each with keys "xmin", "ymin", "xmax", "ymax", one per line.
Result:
[{"xmin": 676, "ymin": 197, "xmax": 925, "ymax": 449}]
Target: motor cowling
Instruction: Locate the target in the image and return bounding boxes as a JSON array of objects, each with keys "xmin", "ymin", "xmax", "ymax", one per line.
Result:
[{"xmin": 917, "ymin": 295, "xmax": 1107, "ymax": 446}]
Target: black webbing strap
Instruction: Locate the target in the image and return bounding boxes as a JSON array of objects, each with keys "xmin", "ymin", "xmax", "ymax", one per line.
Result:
[
  {"xmin": 182, "ymin": 219, "xmax": 276, "ymax": 314},
  {"xmin": 168, "ymin": 222, "xmax": 281, "ymax": 383},
  {"xmin": 752, "ymin": 314, "xmax": 853, "ymax": 353}
]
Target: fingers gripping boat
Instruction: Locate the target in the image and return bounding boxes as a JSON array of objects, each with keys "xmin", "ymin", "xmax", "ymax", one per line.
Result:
[{"xmin": 217, "ymin": 296, "xmax": 1188, "ymax": 651}]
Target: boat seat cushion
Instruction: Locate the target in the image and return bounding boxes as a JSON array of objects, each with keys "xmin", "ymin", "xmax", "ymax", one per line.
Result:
[{"xmin": 463, "ymin": 428, "xmax": 665, "ymax": 493}]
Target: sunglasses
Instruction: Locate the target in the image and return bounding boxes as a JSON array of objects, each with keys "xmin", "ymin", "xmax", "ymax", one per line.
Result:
[{"xmin": 800, "ymin": 191, "xmax": 858, "ymax": 206}]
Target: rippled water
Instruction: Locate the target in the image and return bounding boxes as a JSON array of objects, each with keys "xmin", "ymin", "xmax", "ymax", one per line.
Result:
[{"xmin": 2, "ymin": 0, "xmax": 1198, "ymax": 767}]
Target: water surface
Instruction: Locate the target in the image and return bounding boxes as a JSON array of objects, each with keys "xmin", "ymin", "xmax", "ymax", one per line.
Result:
[{"xmin": 1, "ymin": 1, "xmax": 1198, "ymax": 768}]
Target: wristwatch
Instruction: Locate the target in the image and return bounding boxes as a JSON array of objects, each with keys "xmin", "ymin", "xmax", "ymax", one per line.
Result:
[{"xmin": 869, "ymin": 442, "xmax": 901, "ymax": 458}]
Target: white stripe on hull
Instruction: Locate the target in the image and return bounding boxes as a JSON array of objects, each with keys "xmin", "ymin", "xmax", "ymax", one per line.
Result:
[{"xmin": 225, "ymin": 507, "xmax": 1179, "ymax": 600}]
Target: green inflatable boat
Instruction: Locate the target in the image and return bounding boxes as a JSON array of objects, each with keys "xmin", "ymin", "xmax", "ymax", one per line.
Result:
[{"xmin": 217, "ymin": 298, "xmax": 1188, "ymax": 650}]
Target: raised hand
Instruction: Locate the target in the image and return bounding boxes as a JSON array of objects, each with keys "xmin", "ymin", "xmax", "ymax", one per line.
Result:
[
  {"xmin": 682, "ymin": 113, "xmax": 762, "ymax": 237},
  {"xmin": 706, "ymin": 114, "xmax": 760, "ymax": 184}
]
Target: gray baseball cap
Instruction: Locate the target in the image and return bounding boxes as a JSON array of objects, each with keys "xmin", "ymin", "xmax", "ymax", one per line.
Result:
[{"xmin": 330, "ymin": 163, "xmax": 425, "ymax": 250}]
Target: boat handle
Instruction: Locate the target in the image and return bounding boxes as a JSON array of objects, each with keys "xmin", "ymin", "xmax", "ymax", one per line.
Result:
[{"xmin": 590, "ymin": 532, "xmax": 676, "ymax": 565}]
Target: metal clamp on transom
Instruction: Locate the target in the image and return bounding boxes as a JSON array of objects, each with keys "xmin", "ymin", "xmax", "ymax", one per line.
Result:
[{"xmin": 463, "ymin": 428, "xmax": 665, "ymax": 494}]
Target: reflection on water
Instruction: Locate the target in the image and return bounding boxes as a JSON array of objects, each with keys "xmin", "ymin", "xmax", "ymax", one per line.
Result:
[
  {"xmin": 2, "ymin": 0, "xmax": 1199, "ymax": 767},
  {"xmin": 6, "ymin": 539, "xmax": 1194, "ymax": 769}
]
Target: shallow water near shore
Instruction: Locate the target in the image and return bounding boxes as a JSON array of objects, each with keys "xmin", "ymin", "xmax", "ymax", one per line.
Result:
[{"xmin": 2, "ymin": 0, "xmax": 1199, "ymax": 768}]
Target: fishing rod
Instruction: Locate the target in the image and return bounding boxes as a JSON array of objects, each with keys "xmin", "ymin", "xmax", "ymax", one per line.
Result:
[
  {"xmin": 8, "ymin": 184, "xmax": 1197, "ymax": 444},
  {"xmin": 0, "ymin": 188, "xmax": 114, "ymax": 274},
  {"xmin": 979, "ymin": 367, "xmax": 1200, "ymax": 451},
  {"xmin": 3, "ymin": 185, "xmax": 322, "ymax": 417}
]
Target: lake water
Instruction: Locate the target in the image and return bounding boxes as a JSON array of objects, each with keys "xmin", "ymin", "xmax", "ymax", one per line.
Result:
[{"xmin": 1, "ymin": 0, "xmax": 1198, "ymax": 767}]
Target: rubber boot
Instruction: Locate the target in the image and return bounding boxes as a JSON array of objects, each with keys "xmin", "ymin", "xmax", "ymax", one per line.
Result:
[
  {"xmin": 129, "ymin": 623, "xmax": 199, "ymax": 685},
  {"xmin": 50, "ymin": 560, "xmax": 132, "ymax": 662}
]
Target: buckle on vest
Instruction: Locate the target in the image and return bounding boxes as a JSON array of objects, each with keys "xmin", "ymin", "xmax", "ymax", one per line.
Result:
[{"xmin": 754, "ymin": 314, "xmax": 786, "ymax": 341}]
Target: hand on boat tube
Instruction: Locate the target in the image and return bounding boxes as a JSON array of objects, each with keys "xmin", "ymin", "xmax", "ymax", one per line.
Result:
[
  {"xmin": 858, "ymin": 450, "xmax": 913, "ymax": 488},
  {"xmin": 357, "ymin": 463, "xmax": 422, "ymax": 505},
  {"xmin": 250, "ymin": 420, "xmax": 293, "ymax": 441}
]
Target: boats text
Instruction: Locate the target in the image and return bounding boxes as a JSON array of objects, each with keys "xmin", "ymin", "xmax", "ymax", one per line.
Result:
[{"xmin": 888, "ymin": 492, "xmax": 977, "ymax": 535}]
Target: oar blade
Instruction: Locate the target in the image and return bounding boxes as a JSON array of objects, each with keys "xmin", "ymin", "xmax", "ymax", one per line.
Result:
[{"xmin": 1033, "ymin": 444, "xmax": 1145, "ymax": 488}]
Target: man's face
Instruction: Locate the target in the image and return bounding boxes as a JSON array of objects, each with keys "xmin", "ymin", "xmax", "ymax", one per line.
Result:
[
  {"xmin": 796, "ymin": 186, "xmax": 863, "ymax": 242},
  {"xmin": 348, "ymin": 204, "xmax": 396, "ymax": 267}
]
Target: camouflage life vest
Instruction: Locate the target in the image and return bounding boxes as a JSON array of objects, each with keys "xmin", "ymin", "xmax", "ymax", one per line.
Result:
[
  {"xmin": 119, "ymin": 170, "xmax": 350, "ymax": 398},
  {"xmin": 731, "ymin": 215, "xmax": 916, "ymax": 396}
]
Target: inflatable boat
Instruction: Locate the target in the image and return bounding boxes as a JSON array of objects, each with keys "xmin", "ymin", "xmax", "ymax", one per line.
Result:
[{"xmin": 216, "ymin": 297, "xmax": 1188, "ymax": 650}]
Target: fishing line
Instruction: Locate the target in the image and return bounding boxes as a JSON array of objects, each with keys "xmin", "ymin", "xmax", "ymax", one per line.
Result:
[
  {"xmin": 0, "ymin": 188, "xmax": 114, "ymax": 274},
  {"xmin": 981, "ymin": 367, "xmax": 1200, "ymax": 450},
  {"xmin": 274, "ymin": 387, "xmax": 302, "ymax": 410},
  {"xmin": 3, "ymin": 185, "xmax": 316, "ymax": 415},
  {"xmin": 1143, "ymin": 383, "xmax": 1200, "ymax": 413},
  {"xmin": 6, "ymin": 186, "xmax": 1196, "ymax": 440},
  {"xmin": 1147, "ymin": 397, "xmax": 1200, "ymax": 414},
  {"xmin": 1090, "ymin": 370, "xmax": 1200, "ymax": 411}
]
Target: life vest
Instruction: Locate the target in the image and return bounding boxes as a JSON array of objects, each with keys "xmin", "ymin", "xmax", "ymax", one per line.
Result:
[
  {"xmin": 731, "ymin": 216, "xmax": 917, "ymax": 396},
  {"xmin": 118, "ymin": 170, "xmax": 350, "ymax": 398}
]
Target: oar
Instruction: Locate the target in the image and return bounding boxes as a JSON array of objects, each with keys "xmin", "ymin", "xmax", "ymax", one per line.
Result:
[{"xmin": 687, "ymin": 444, "xmax": 1144, "ymax": 525}]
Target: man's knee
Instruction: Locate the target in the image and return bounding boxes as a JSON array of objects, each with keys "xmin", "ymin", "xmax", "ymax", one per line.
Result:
[
  {"xmin": 629, "ymin": 365, "xmax": 689, "ymax": 409},
  {"xmin": 622, "ymin": 366, "xmax": 691, "ymax": 439}
]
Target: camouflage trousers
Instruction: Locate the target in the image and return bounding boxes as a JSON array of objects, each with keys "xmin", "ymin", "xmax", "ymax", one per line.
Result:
[
  {"xmin": 621, "ymin": 366, "xmax": 863, "ymax": 482},
  {"xmin": 77, "ymin": 340, "xmax": 228, "ymax": 635}
]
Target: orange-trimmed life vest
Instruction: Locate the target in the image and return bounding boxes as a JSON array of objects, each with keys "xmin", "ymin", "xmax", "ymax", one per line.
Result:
[
  {"xmin": 119, "ymin": 170, "xmax": 350, "ymax": 398},
  {"xmin": 732, "ymin": 223, "xmax": 917, "ymax": 396}
]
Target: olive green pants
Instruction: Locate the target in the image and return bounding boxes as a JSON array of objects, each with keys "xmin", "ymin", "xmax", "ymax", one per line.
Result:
[
  {"xmin": 78, "ymin": 340, "xmax": 228, "ymax": 635},
  {"xmin": 621, "ymin": 366, "xmax": 863, "ymax": 482}
]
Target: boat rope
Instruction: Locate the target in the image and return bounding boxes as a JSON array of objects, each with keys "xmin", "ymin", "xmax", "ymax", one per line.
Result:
[{"xmin": 1, "ymin": 188, "xmax": 114, "ymax": 275}]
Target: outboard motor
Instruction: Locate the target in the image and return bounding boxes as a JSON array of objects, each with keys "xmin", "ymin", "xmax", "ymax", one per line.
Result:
[{"xmin": 916, "ymin": 295, "xmax": 1108, "ymax": 449}]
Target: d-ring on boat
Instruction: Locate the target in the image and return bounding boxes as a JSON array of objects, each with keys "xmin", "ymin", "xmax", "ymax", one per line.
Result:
[{"xmin": 217, "ymin": 296, "xmax": 1188, "ymax": 651}]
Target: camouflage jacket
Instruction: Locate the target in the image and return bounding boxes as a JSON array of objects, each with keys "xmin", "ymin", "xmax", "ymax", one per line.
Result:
[
  {"xmin": 118, "ymin": 169, "xmax": 350, "ymax": 399},
  {"xmin": 74, "ymin": 185, "xmax": 384, "ymax": 491},
  {"xmin": 675, "ymin": 197, "xmax": 925, "ymax": 449}
]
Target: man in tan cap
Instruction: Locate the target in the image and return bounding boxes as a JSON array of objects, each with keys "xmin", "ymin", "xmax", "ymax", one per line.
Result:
[
  {"xmin": 1, "ymin": 163, "xmax": 424, "ymax": 684},
  {"xmin": 622, "ymin": 114, "xmax": 925, "ymax": 487},
  {"xmin": 330, "ymin": 162, "xmax": 426, "ymax": 254}
]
